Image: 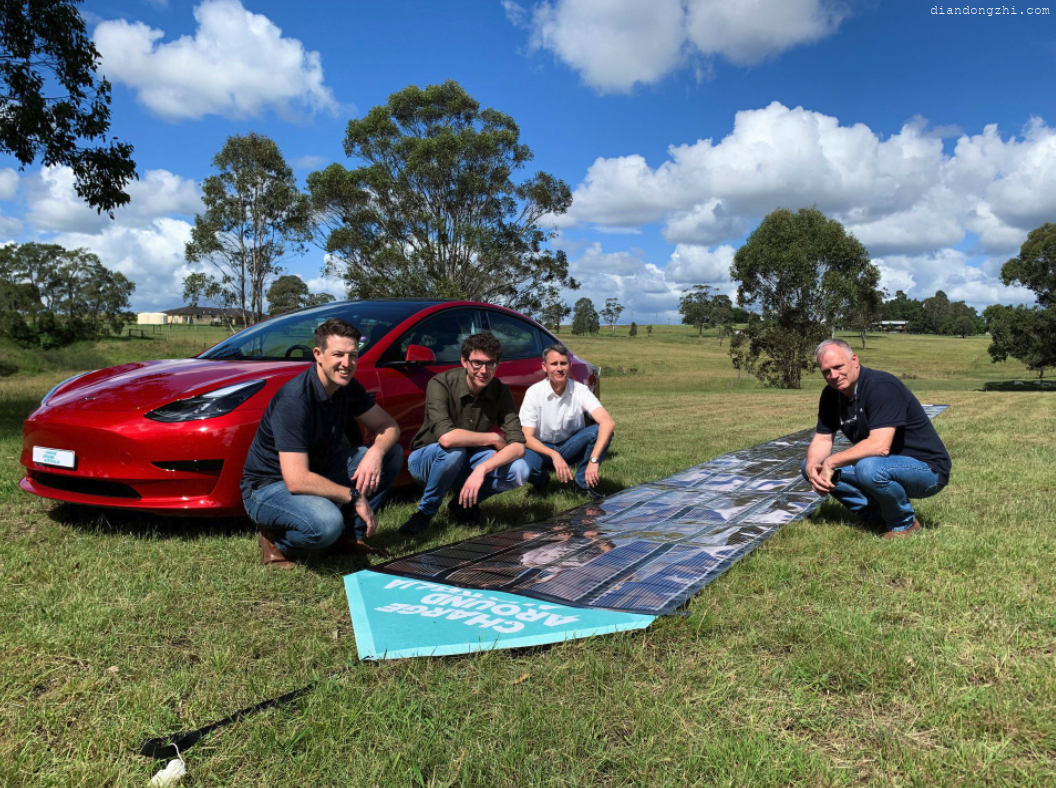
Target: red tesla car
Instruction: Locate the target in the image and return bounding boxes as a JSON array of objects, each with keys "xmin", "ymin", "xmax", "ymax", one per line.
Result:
[{"xmin": 20, "ymin": 300, "xmax": 598, "ymax": 516}]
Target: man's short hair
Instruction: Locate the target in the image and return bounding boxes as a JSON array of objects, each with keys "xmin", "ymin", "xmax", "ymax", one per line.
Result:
[
  {"xmin": 542, "ymin": 343, "xmax": 570, "ymax": 361},
  {"xmin": 314, "ymin": 317, "xmax": 362, "ymax": 350},
  {"xmin": 815, "ymin": 338, "xmax": 853, "ymax": 361},
  {"xmin": 461, "ymin": 332, "xmax": 503, "ymax": 362}
]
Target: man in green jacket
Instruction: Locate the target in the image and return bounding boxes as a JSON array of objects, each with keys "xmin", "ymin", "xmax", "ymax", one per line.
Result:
[{"xmin": 399, "ymin": 332, "xmax": 529, "ymax": 536}]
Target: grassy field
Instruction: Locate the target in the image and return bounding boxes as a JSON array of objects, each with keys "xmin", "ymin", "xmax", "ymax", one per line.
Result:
[{"xmin": 1, "ymin": 326, "xmax": 1053, "ymax": 787}]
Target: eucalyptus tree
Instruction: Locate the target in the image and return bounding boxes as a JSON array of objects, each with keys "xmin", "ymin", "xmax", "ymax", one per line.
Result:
[
  {"xmin": 571, "ymin": 297, "xmax": 600, "ymax": 336},
  {"xmin": 730, "ymin": 207, "xmax": 877, "ymax": 389},
  {"xmin": 0, "ymin": 0, "xmax": 136, "ymax": 214},
  {"xmin": 185, "ymin": 133, "xmax": 310, "ymax": 325},
  {"xmin": 308, "ymin": 80, "xmax": 576, "ymax": 313}
]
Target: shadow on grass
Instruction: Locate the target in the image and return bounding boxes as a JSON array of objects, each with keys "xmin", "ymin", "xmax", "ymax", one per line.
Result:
[
  {"xmin": 50, "ymin": 503, "xmax": 255, "ymax": 540},
  {"xmin": 983, "ymin": 379, "xmax": 1056, "ymax": 392},
  {"xmin": 0, "ymin": 394, "xmax": 47, "ymax": 438},
  {"xmin": 47, "ymin": 477, "xmax": 629, "ymax": 577},
  {"xmin": 814, "ymin": 499, "xmax": 943, "ymax": 534}
]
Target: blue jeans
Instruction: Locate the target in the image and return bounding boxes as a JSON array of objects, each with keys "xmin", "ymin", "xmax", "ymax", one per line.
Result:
[
  {"xmin": 523, "ymin": 423, "xmax": 610, "ymax": 490},
  {"xmin": 801, "ymin": 455, "xmax": 946, "ymax": 531},
  {"xmin": 243, "ymin": 443, "xmax": 403, "ymax": 554},
  {"xmin": 407, "ymin": 443, "xmax": 530, "ymax": 516}
]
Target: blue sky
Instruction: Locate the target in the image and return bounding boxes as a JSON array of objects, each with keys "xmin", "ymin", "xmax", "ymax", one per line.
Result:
[{"xmin": 2, "ymin": 0, "xmax": 1055, "ymax": 319}]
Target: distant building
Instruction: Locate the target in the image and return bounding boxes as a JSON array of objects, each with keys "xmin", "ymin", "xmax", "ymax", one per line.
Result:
[
  {"xmin": 873, "ymin": 320, "xmax": 909, "ymax": 333},
  {"xmin": 136, "ymin": 307, "xmax": 247, "ymax": 326}
]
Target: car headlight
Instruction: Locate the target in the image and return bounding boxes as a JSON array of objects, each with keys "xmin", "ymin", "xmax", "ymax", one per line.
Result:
[
  {"xmin": 145, "ymin": 380, "xmax": 266, "ymax": 423},
  {"xmin": 41, "ymin": 371, "xmax": 97, "ymax": 406}
]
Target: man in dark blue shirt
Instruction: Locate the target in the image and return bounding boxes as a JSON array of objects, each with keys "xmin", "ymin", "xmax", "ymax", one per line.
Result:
[
  {"xmin": 242, "ymin": 318, "xmax": 402, "ymax": 567},
  {"xmin": 803, "ymin": 339, "xmax": 951, "ymax": 538}
]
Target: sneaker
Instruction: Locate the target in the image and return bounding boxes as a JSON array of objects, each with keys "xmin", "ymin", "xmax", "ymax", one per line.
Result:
[
  {"xmin": 881, "ymin": 519, "xmax": 921, "ymax": 539},
  {"xmin": 579, "ymin": 486, "xmax": 604, "ymax": 502},
  {"xmin": 398, "ymin": 511, "xmax": 434, "ymax": 536},
  {"xmin": 447, "ymin": 498, "xmax": 483, "ymax": 525}
]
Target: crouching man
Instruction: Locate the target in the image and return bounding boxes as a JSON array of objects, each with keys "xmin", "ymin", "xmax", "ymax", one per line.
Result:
[
  {"xmin": 399, "ymin": 332, "xmax": 530, "ymax": 536},
  {"xmin": 520, "ymin": 343, "xmax": 615, "ymax": 501},
  {"xmin": 241, "ymin": 318, "xmax": 403, "ymax": 567},
  {"xmin": 803, "ymin": 339, "xmax": 951, "ymax": 538}
]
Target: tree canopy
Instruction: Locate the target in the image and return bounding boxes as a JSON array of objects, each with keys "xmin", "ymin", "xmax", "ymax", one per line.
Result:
[
  {"xmin": 984, "ymin": 304, "xmax": 1056, "ymax": 379},
  {"xmin": 0, "ymin": 241, "xmax": 134, "ymax": 347},
  {"xmin": 266, "ymin": 274, "xmax": 336, "ymax": 316},
  {"xmin": 679, "ymin": 284, "xmax": 714, "ymax": 337},
  {"xmin": 539, "ymin": 298, "xmax": 571, "ymax": 334},
  {"xmin": 985, "ymin": 222, "xmax": 1056, "ymax": 378},
  {"xmin": 1002, "ymin": 222, "xmax": 1056, "ymax": 307},
  {"xmin": 729, "ymin": 207, "xmax": 877, "ymax": 388},
  {"xmin": 571, "ymin": 297, "xmax": 599, "ymax": 336},
  {"xmin": 308, "ymin": 80, "xmax": 576, "ymax": 313},
  {"xmin": 185, "ymin": 133, "xmax": 311, "ymax": 325},
  {"xmin": 0, "ymin": 0, "xmax": 137, "ymax": 215},
  {"xmin": 600, "ymin": 297, "xmax": 624, "ymax": 336}
]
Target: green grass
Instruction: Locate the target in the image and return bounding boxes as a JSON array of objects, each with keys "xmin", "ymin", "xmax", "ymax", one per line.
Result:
[{"xmin": 1, "ymin": 328, "xmax": 1054, "ymax": 786}]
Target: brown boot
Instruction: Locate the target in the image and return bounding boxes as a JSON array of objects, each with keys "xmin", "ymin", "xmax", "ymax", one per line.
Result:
[
  {"xmin": 259, "ymin": 530, "xmax": 295, "ymax": 569},
  {"xmin": 881, "ymin": 519, "xmax": 921, "ymax": 539}
]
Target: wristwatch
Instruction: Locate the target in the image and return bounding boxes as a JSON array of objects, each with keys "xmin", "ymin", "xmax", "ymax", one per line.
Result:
[{"xmin": 589, "ymin": 456, "xmax": 600, "ymax": 464}]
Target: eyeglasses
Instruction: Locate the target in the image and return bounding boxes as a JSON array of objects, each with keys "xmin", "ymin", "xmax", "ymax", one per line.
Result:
[{"xmin": 466, "ymin": 359, "xmax": 498, "ymax": 371}]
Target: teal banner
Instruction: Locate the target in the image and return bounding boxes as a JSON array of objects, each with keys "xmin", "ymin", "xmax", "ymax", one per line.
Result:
[{"xmin": 344, "ymin": 570, "xmax": 655, "ymax": 660}]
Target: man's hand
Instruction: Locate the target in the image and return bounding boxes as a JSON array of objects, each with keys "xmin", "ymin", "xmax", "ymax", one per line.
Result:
[
  {"xmin": 487, "ymin": 433, "xmax": 508, "ymax": 451},
  {"xmin": 552, "ymin": 455, "xmax": 573, "ymax": 483},
  {"xmin": 584, "ymin": 460, "xmax": 600, "ymax": 488},
  {"xmin": 459, "ymin": 468, "xmax": 487, "ymax": 508},
  {"xmin": 806, "ymin": 460, "xmax": 836, "ymax": 496},
  {"xmin": 351, "ymin": 447, "xmax": 384, "ymax": 498},
  {"xmin": 355, "ymin": 496, "xmax": 377, "ymax": 537}
]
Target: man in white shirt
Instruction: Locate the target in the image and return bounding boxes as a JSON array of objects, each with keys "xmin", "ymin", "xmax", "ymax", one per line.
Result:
[{"xmin": 519, "ymin": 343, "xmax": 616, "ymax": 501}]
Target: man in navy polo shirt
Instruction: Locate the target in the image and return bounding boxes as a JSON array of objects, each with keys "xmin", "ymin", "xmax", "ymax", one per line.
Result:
[
  {"xmin": 241, "ymin": 318, "xmax": 403, "ymax": 567},
  {"xmin": 802, "ymin": 339, "xmax": 951, "ymax": 539}
]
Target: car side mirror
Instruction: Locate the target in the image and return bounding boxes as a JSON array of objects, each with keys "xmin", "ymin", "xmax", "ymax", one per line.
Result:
[{"xmin": 404, "ymin": 344, "xmax": 437, "ymax": 365}]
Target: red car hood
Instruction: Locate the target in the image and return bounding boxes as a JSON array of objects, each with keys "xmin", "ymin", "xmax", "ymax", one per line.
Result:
[{"xmin": 45, "ymin": 359, "xmax": 312, "ymax": 412}]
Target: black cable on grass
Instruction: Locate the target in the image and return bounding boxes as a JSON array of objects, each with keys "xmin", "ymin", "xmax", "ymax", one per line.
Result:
[{"xmin": 138, "ymin": 665, "xmax": 357, "ymax": 760}]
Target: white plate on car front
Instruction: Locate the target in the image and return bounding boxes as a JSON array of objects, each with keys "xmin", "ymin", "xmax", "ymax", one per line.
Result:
[{"xmin": 33, "ymin": 446, "xmax": 76, "ymax": 469}]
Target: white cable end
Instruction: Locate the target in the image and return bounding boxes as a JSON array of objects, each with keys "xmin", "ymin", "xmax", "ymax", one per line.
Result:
[{"xmin": 148, "ymin": 758, "xmax": 187, "ymax": 787}]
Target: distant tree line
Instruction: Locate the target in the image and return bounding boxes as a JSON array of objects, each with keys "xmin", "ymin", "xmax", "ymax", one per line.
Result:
[
  {"xmin": 0, "ymin": 242, "xmax": 135, "ymax": 349},
  {"xmin": 880, "ymin": 290, "xmax": 984, "ymax": 337}
]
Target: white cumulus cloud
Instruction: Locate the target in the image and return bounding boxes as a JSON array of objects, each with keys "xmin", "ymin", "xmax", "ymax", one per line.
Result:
[
  {"xmin": 52, "ymin": 218, "xmax": 195, "ymax": 311},
  {"xmin": 665, "ymin": 243, "xmax": 735, "ymax": 284},
  {"xmin": 519, "ymin": 0, "xmax": 848, "ymax": 92},
  {"xmin": 94, "ymin": 0, "xmax": 338, "ymax": 121},
  {"xmin": 684, "ymin": 0, "xmax": 846, "ymax": 66},
  {"xmin": 559, "ymin": 102, "xmax": 1056, "ymax": 307},
  {"xmin": 0, "ymin": 167, "xmax": 19, "ymax": 201},
  {"xmin": 558, "ymin": 242, "xmax": 740, "ymax": 323},
  {"xmin": 26, "ymin": 166, "xmax": 201, "ymax": 234}
]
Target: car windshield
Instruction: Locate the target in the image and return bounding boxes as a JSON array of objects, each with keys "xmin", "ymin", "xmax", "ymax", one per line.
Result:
[{"xmin": 199, "ymin": 302, "xmax": 431, "ymax": 361}]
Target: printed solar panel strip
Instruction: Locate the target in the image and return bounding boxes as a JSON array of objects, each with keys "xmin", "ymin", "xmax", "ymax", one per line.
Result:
[
  {"xmin": 375, "ymin": 409, "xmax": 948, "ymax": 616},
  {"xmin": 590, "ymin": 546, "xmax": 728, "ymax": 613},
  {"xmin": 513, "ymin": 540, "xmax": 665, "ymax": 604},
  {"xmin": 604, "ymin": 503, "xmax": 698, "ymax": 528}
]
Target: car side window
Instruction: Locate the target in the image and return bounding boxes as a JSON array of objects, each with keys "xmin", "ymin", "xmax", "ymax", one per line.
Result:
[
  {"xmin": 384, "ymin": 309, "xmax": 485, "ymax": 364},
  {"xmin": 483, "ymin": 311, "xmax": 542, "ymax": 360}
]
